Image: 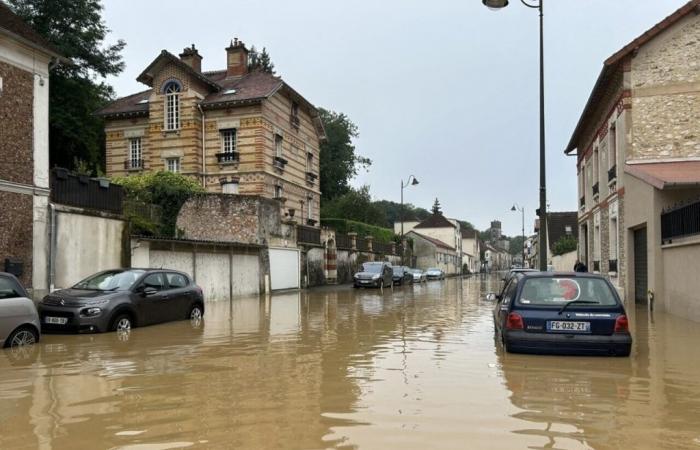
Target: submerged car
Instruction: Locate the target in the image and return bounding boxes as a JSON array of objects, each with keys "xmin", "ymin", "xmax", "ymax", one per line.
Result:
[
  {"xmin": 425, "ymin": 268, "xmax": 445, "ymax": 280},
  {"xmin": 38, "ymin": 269, "xmax": 205, "ymax": 333},
  {"xmin": 409, "ymin": 269, "xmax": 427, "ymax": 283},
  {"xmin": 353, "ymin": 262, "xmax": 393, "ymax": 288},
  {"xmin": 392, "ymin": 266, "xmax": 414, "ymax": 286},
  {"xmin": 0, "ymin": 272, "xmax": 40, "ymax": 348},
  {"xmin": 490, "ymin": 272, "xmax": 632, "ymax": 356}
]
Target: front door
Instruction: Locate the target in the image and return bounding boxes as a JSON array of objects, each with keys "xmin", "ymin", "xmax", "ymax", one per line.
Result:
[{"xmin": 634, "ymin": 227, "xmax": 648, "ymax": 304}]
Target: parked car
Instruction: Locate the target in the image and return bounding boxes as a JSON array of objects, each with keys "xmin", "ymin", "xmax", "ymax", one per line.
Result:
[
  {"xmin": 38, "ymin": 269, "xmax": 205, "ymax": 333},
  {"xmin": 353, "ymin": 262, "xmax": 393, "ymax": 288},
  {"xmin": 489, "ymin": 272, "xmax": 632, "ymax": 356},
  {"xmin": 0, "ymin": 273, "xmax": 41, "ymax": 348},
  {"xmin": 501, "ymin": 268, "xmax": 538, "ymax": 291},
  {"xmin": 392, "ymin": 266, "xmax": 414, "ymax": 286},
  {"xmin": 409, "ymin": 269, "xmax": 427, "ymax": 283},
  {"xmin": 425, "ymin": 268, "xmax": 445, "ymax": 280}
]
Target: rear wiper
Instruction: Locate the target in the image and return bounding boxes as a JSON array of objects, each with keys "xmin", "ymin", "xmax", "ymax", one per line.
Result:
[{"xmin": 558, "ymin": 300, "xmax": 600, "ymax": 315}]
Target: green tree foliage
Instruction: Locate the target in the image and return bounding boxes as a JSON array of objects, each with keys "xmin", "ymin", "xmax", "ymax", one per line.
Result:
[
  {"xmin": 457, "ymin": 220, "xmax": 475, "ymax": 231},
  {"xmin": 248, "ymin": 45, "xmax": 275, "ymax": 74},
  {"xmin": 509, "ymin": 235, "xmax": 525, "ymax": 257},
  {"xmin": 431, "ymin": 198, "xmax": 442, "ymax": 215},
  {"xmin": 552, "ymin": 235, "xmax": 578, "ymax": 256},
  {"xmin": 372, "ymin": 200, "xmax": 431, "ymax": 228},
  {"xmin": 112, "ymin": 172, "xmax": 204, "ymax": 237},
  {"xmin": 320, "ymin": 186, "xmax": 386, "ymax": 226},
  {"xmin": 318, "ymin": 108, "xmax": 371, "ymax": 201},
  {"xmin": 8, "ymin": 0, "xmax": 126, "ymax": 174}
]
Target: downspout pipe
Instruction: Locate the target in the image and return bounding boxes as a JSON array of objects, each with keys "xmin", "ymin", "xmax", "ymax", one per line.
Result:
[
  {"xmin": 198, "ymin": 103, "xmax": 206, "ymax": 188},
  {"xmin": 48, "ymin": 203, "xmax": 57, "ymax": 292}
]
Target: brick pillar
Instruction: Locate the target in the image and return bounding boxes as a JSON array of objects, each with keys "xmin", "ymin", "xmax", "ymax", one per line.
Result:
[{"xmin": 348, "ymin": 232, "xmax": 357, "ymax": 250}]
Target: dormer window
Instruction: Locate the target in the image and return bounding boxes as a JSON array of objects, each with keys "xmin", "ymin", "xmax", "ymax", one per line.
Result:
[{"xmin": 163, "ymin": 81, "xmax": 181, "ymax": 131}]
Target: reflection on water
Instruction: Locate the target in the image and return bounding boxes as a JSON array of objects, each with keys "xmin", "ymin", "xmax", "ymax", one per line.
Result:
[{"xmin": 0, "ymin": 276, "xmax": 699, "ymax": 449}]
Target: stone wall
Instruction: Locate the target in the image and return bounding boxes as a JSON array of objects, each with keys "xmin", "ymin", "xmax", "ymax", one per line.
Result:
[
  {"xmin": 0, "ymin": 191, "xmax": 33, "ymax": 287},
  {"xmin": 631, "ymin": 13, "xmax": 700, "ymax": 160},
  {"xmin": 0, "ymin": 60, "xmax": 33, "ymax": 185}
]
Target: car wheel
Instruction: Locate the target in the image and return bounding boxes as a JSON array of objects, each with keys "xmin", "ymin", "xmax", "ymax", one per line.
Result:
[
  {"xmin": 5, "ymin": 326, "xmax": 38, "ymax": 348},
  {"xmin": 110, "ymin": 314, "xmax": 133, "ymax": 332},
  {"xmin": 189, "ymin": 304, "xmax": 204, "ymax": 321}
]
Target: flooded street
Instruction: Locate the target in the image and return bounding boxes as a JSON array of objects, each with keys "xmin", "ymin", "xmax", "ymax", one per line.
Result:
[{"xmin": 1, "ymin": 275, "xmax": 700, "ymax": 450}]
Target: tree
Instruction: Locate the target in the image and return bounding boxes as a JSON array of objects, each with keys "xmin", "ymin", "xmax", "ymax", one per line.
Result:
[
  {"xmin": 457, "ymin": 220, "xmax": 475, "ymax": 231},
  {"xmin": 431, "ymin": 198, "xmax": 442, "ymax": 215},
  {"xmin": 509, "ymin": 235, "xmax": 525, "ymax": 257},
  {"xmin": 318, "ymin": 108, "xmax": 371, "ymax": 201},
  {"xmin": 552, "ymin": 235, "xmax": 578, "ymax": 256},
  {"xmin": 371, "ymin": 200, "xmax": 430, "ymax": 228},
  {"xmin": 8, "ymin": 0, "xmax": 126, "ymax": 174},
  {"xmin": 320, "ymin": 186, "xmax": 386, "ymax": 226},
  {"xmin": 248, "ymin": 45, "xmax": 275, "ymax": 74}
]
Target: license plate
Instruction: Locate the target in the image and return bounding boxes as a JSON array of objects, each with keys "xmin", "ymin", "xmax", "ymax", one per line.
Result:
[
  {"xmin": 45, "ymin": 316, "xmax": 68, "ymax": 325},
  {"xmin": 547, "ymin": 321, "xmax": 590, "ymax": 332}
]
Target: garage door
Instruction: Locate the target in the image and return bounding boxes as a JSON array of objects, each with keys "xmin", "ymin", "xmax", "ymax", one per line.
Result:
[{"xmin": 269, "ymin": 248, "xmax": 300, "ymax": 290}]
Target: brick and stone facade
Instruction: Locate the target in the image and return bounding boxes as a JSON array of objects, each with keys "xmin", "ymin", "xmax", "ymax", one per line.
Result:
[{"xmin": 98, "ymin": 40, "xmax": 325, "ymax": 228}]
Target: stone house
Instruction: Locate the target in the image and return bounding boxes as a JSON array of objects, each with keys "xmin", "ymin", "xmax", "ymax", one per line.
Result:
[
  {"xmin": 97, "ymin": 39, "xmax": 326, "ymax": 227},
  {"xmin": 406, "ymin": 230, "xmax": 460, "ymax": 275},
  {"xmin": 565, "ymin": 0, "xmax": 700, "ymax": 320},
  {"xmin": 0, "ymin": 4, "xmax": 62, "ymax": 297},
  {"xmin": 461, "ymin": 228, "xmax": 480, "ymax": 274},
  {"xmin": 412, "ymin": 213, "xmax": 463, "ymax": 272}
]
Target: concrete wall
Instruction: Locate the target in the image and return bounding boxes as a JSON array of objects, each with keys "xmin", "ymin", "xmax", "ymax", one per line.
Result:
[
  {"xmin": 54, "ymin": 209, "xmax": 126, "ymax": 289},
  {"xmin": 661, "ymin": 240, "xmax": 700, "ymax": 322},
  {"xmin": 132, "ymin": 238, "xmax": 261, "ymax": 300},
  {"xmin": 551, "ymin": 250, "xmax": 577, "ymax": 272}
]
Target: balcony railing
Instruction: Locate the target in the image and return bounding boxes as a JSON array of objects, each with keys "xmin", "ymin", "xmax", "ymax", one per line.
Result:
[
  {"xmin": 297, "ymin": 225, "xmax": 321, "ymax": 245},
  {"xmin": 216, "ymin": 152, "xmax": 239, "ymax": 164},
  {"xmin": 608, "ymin": 165, "xmax": 617, "ymax": 183},
  {"xmin": 661, "ymin": 200, "xmax": 700, "ymax": 243},
  {"xmin": 306, "ymin": 172, "xmax": 318, "ymax": 184},
  {"xmin": 592, "ymin": 182, "xmax": 599, "ymax": 197},
  {"xmin": 593, "ymin": 260, "xmax": 600, "ymax": 272},
  {"xmin": 124, "ymin": 159, "xmax": 144, "ymax": 171},
  {"xmin": 609, "ymin": 259, "xmax": 618, "ymax": 273},
  {"xmin": 273, "ymin": 156, "xmax": 288, "ymax": 170}
]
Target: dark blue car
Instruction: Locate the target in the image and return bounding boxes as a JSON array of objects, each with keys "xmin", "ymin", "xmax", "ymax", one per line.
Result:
[{"xmin": 490, "ymin": 272, "xmax": 632, "ymax": 356}]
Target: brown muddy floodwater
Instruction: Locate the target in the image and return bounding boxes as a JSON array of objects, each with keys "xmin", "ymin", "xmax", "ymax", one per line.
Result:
[{"xmin": 1, "ymin": 275, "xmax": 700, "ymax": 450}]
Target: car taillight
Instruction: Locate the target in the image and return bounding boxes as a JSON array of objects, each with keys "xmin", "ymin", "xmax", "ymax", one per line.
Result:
[
  {"xmin": 506, "ymin": 312, "xmax": 524, "ymax": 330},
  {"xmin": 614, "ymin": 315, "xmax": 629, "ymax": 333}
]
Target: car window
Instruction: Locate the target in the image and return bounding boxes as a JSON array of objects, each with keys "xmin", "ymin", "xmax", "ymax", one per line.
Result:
[
  {"xmin": 166, "ymin": 273, "xmax": 189, "ymax": 289},
  {"xmin": 518, "ymin": 277, "xmax": 618, "ymax": 307},
  {"xmin": 141, "ymin": 273, "xmax": 166, "ymax": 291},
  {"xmin": 502, "ymin": 280, "xmax": 517, "ymax": 306},
  {"xmin": 0, "ymin": 276, "xmax": 25, "ymax": 300}
]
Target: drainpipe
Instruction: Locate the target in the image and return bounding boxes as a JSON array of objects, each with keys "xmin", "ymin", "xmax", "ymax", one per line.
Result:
[
  {"xmin": 198, "ymin": 103, "xmax": 206, "ymax": 188},
  {"xmin": 48, "ymin": 203, "xmax": 57, "ymax": 292}
]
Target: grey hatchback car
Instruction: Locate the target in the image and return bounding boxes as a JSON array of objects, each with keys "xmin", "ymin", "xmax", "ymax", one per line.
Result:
[
  {"xmin": 0, "ymin": 272, "xmax": 41, "ymax": 348},
  {"xmin": 38, "ymin": 269, "xmax": 204, "ymax": 333}
]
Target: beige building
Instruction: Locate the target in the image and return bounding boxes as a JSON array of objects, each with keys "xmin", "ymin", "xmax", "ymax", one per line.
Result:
[
  {"xmin": 97, "ymin": 39, "xmax": 325, "ymax": 226},
  {"xmin": 461, "ymin": 229, "xmax": 480, "ymax": 274},
  {"xmin": 565, "ymin": 0, "xmax": 700, "ymax": 321}
]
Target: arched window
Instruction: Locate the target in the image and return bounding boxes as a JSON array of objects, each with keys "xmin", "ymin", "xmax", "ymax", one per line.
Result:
[{"xmin": 163, "ymin": 81, "xmax": 181, "ymax": 131}]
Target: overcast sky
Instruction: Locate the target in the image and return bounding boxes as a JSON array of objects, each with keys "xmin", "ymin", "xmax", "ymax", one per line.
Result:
[{"xmin": 102, "ymin": 0, "xmax": 687, "ymax": 236}]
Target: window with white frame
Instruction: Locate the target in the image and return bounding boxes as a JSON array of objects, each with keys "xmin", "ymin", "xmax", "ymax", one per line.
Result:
[
  {"xmin": 222, "ymin": 181, "xmax": 239, "ymax": 194},
  {"xmin": 166, "ymin": 157, "xmax": 180, "ymax": 173},
  {"xmin": 164, "ymin": 81, "xmax": 181, "ymax": 131},
  {"xmin": 221, "ymin": 129, "xmax": 237, "ymax": 153},
  {"xmin": 306, "ymin": 152, "xmax": 313, "ymax": 172},
  {"xmin": 275, "ymin": 134, "xmax": 283, "ymax": 158},
  {"xmin": 129, "ymin": 137, "xmax": 142, "ymax": 168},
  {"xmin": 274, "ymin": 184, "xmax": 283, "ymax": 199},
  {"xmin": 307, "ymin": 195, "xmax": 313, "ymax": 220}
]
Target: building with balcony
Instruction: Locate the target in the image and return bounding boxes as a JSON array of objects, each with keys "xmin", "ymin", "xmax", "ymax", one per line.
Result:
[
  {"xmin": 97, "ymin": 40, "xmax": 325, "ymax": 227},
  {"xmin": 565, "ymin": 0, "xmax": 700, "ymax": 321}
]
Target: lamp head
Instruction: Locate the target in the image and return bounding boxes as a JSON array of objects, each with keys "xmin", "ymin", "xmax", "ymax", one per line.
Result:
[
  {"xmin": 411, "ymin": 178, "xmax": 420, "ymax": 186},
  {"xmin": 483, "ymin": 0, "xmax": 509, "ymax": 10},
  {"xmin": 511, "ymin": 205, "xmax": 517, "ymax": 211}
]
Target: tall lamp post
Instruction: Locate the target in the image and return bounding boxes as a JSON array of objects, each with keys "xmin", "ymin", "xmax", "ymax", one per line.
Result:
[
  {"xmin": 511, "ymin": 204, "xmax": 525, "ymax": 267},
  {"xmin": 400, "ymin": 175, "xmax": 420, "ymax": 238},
  {"xmin": 483, "ymin": 0, "xmax": 548, "ymax": 271}
]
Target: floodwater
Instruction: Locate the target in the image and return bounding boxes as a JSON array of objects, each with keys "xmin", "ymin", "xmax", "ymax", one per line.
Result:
[{"xmin": 1, "ymin": 276, "xmax": 700, "ymax": 450}]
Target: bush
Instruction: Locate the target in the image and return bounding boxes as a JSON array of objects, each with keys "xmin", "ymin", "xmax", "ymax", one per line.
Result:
[
  {"xmin": 552, "ymin": 235, "xmax": 578, "ymax": 256},
  {"xmin": 321, "ymin": 218, "xmax": 396, "ymax": 243}
]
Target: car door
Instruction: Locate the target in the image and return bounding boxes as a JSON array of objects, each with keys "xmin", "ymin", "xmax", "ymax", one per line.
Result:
[
  {"xmin": 164, "ymin": 272, "xmax": 192, "ymax": 321},
  {"xmin": 135, "ymin": 273, "xmax": 169, "ymax": 325},
  {"xmin": 496, "ymin": 279, "xmax": 518, "ymax": 334}
]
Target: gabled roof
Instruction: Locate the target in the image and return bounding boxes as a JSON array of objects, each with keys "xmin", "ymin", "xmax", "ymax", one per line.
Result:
[
  {"xmin": 0, "ymin": 2, "xmax": 62, "ymax": 59},
  {"xmin": 625, "ymin": 160, "xmax": 700, "ymax": 189},
  {"xmin": 95, "ymin": 89, "xmax": 150, "ymax": 119},
  {"xmin": 414, "ymin": 213, "xmax": 456, "ymax": 229},
  {"xmin": 137, "ymin": 50, "xmax": 222, "ymax": 92},
  {"xmin": 200, "ymin": 69, "xmax": 283, "ymax": 109},
  {"xmin": 547, "ymin": 212, "xmax": 578, "ymax": 248},
  {"xmin": 408, "ymin": 231, "xmax": 455, "ymax": 251},
  {"xmin": 565, "ymin": 0, "xmax": 700, "ymax": 154}
]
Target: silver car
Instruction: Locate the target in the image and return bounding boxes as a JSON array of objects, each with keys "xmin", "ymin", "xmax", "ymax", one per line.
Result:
[
  {"xmin": 409, "ymin": 269, "xmax": 427, "ymax": 283},
  {"xmin": 0, "ymin": 272, "xmax": 40, "ymax": 348}
]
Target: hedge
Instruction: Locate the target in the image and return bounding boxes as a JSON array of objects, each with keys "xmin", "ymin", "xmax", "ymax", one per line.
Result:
[{"xmin": 321, "ymin": 218, "xmax": 396, "ymax": 243}]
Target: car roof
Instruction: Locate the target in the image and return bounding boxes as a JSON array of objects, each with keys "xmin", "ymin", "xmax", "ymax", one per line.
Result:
[{"xmin": 521, "ymin": 271, "xmax": 607, "ymax": 279}]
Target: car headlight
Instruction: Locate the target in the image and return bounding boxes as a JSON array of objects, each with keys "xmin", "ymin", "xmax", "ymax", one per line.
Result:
[
  {"xmin": 372, "ymin": 274, "xmax": 380, "ymax": 280},
  {"xmin": 81, "ymin": 307, "xmax": 102, "ymax": 317}
]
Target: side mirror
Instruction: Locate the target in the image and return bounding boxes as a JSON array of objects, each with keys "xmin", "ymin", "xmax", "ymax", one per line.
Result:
[
  {"xmin": 486, "ymin": 293, "xmax": 497, "ymax": 301},
  {"xmin": 142, "ymin": 287, "xmax": 157, "ymax": 296}
]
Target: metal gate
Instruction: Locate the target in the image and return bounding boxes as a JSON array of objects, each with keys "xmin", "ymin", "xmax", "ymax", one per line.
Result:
[
  {"xmin": 634, "ymin": 227, "xmax": 648, "ymax": 304},
  {"xmin": 269, "ymin": 248, "xmax": 300, "ymax": 291}
]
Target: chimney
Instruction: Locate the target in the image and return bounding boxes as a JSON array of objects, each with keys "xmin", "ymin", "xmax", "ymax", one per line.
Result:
[
  {"xmin": 226, "ymin": 38, "xmax": 249, "ymax": 78},
  {"xmin": 179, "ymin": 44, "xmax": 202, "ymax": 73}
]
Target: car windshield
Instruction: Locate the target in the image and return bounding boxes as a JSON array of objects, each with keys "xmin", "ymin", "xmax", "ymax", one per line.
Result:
[
  {"xmin": 518, "ymin": 277, "xmax": 618, "ymax": 307},
  {"xmin": 362, "ymin": 263, "xmax": 383, "ymax": 274},
  {"xmin": 73, "ymin": 270, "xmax": 146, "ymax": 291}
]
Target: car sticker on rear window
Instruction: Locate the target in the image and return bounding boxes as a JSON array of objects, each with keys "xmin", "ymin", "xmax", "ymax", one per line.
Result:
[{"xmin": 552, "ymin": 279, "xmax": 581, "ymax": 302}]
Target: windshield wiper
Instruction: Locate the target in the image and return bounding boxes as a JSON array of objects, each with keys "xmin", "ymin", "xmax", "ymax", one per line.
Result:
[{"xmin": 558, "ymin": 300, "xmax": 600, "ymax": 315}]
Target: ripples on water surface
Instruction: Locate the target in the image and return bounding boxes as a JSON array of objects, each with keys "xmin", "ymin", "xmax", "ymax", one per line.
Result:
[{"xmin": 0, "ymin": 275, "xmax": 699, "ymax": 449}]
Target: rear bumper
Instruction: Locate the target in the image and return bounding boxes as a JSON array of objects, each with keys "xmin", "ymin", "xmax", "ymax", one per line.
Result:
[{"xmin": 505, "ymin": 330, "xmax": 632, "ymax": 356}]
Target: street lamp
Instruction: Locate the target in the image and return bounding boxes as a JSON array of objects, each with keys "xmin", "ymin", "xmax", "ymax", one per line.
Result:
[
  {"xmin": 483, "ymin": 0, "xmax": 548, "ymax": 271},
  {"xmin": 400, "ymin": 175, "xmax": 419, "ymax": 238},
  {"xmin": 511, "ymin": 204, "xmax": 525, "ymax": 268}
]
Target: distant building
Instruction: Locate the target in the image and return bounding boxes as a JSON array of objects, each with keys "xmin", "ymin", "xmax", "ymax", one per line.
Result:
[
  {"xmin": 0, "ymin": 4, "xmax": 63, "ymax": 297},
  {"xmin": 406, "ymin": 231, "xmax": 459, "ymax": 275},
  {"xmin": 489, "ymin": 220, "xmax": 502, "ymax": 241},
  {"xmin": 461, "ymin": 229, "xmax": 481, "ymax": 274},
  {"xmin": 565, "ymin": 0, "xmax": 700, "ymax": 320}
]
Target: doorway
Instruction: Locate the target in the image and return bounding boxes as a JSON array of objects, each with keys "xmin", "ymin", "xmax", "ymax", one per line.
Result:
[{"xmin": 633, "ymin": 227, "xmax": 648, "ymax": 304}]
